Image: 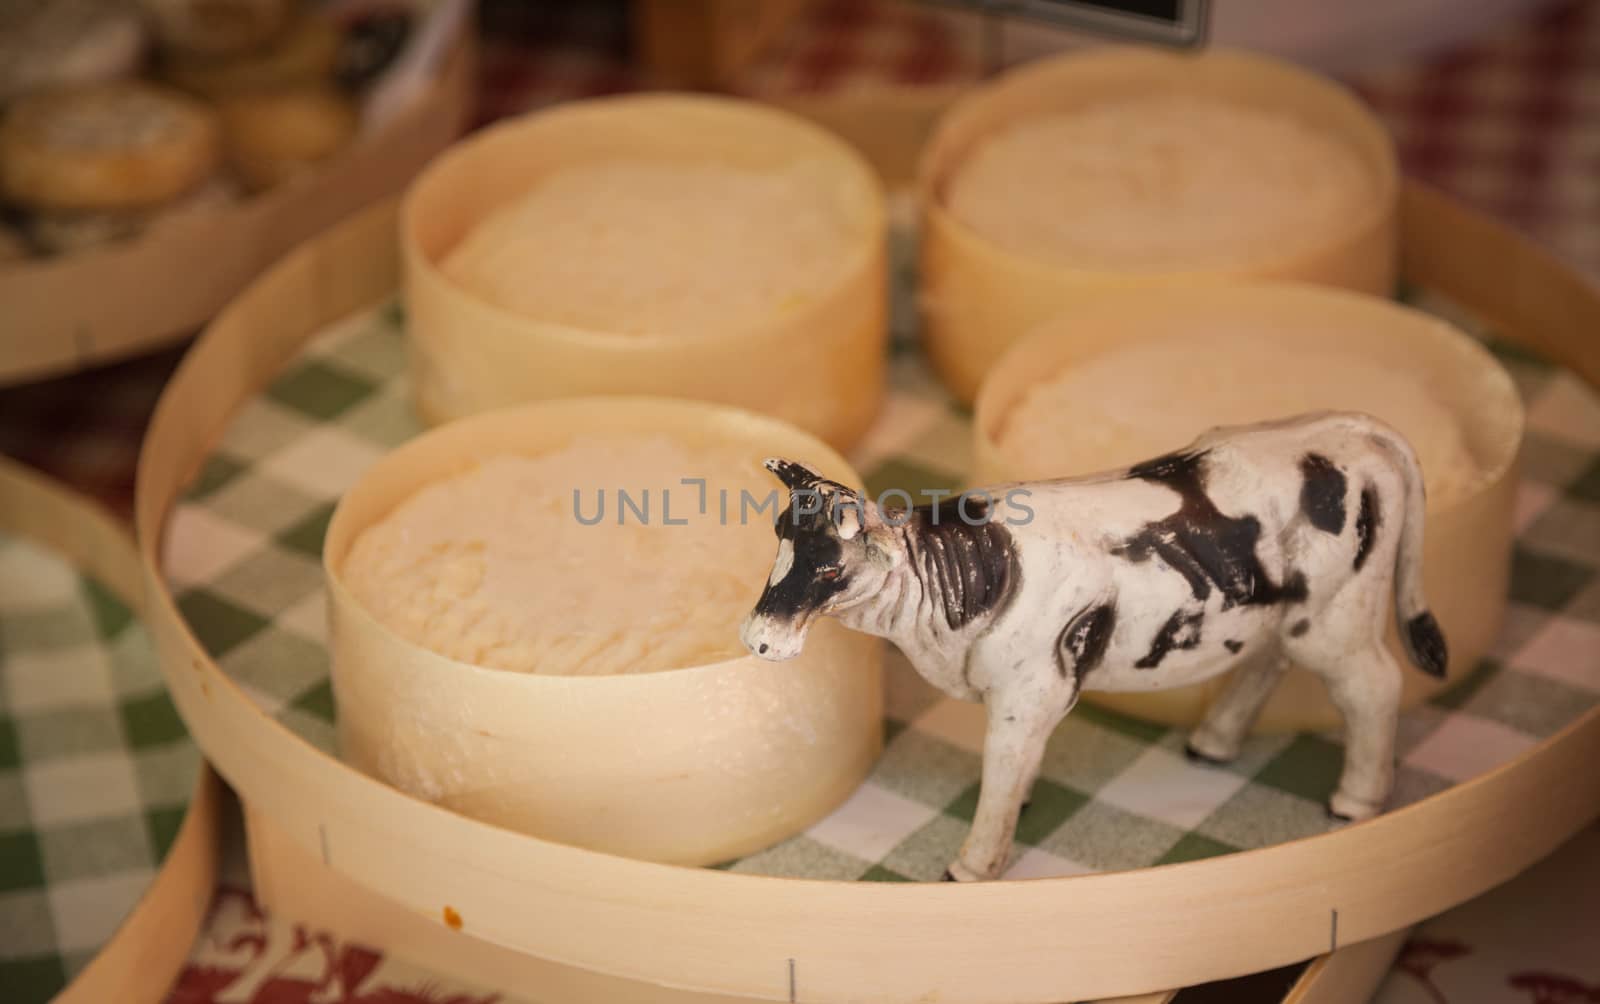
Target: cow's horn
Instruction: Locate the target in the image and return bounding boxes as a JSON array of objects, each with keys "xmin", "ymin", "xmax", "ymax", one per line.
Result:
[{"xmin": 763, "ymin": 457, "xmax": 825, "ymax": 492}]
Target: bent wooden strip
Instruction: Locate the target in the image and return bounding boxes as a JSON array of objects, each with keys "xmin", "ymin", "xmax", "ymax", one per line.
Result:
[
  {"xmin": 55, "ymin": 770, "xmax": 221, "ymax": 1004},
  {"xmin": 0, "ymin": 456, "xmax": 222, "ymax": 1004},
  {"xmin": 1283, "ymin": 929, "xmax": 1409, "ymax": 1004},
  {"xmin": 250, "ymin": 797, "xmax": 1374, "ymax": 1004},
  {"xmin": 135, "ymin": 188, "xmax": 1600, "ymax": 1004},
  {"xmin": 1402, "ymin": 183, "xmax": 1600, "ymax": 389},
  {"xmin": 247, "ymin": 804, "xmax": 774, "ymax": 1004}
]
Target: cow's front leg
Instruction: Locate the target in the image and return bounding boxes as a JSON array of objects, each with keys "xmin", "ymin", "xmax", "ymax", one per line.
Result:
[{"xmin": 944, "ymin": 693, "xmax": 1062, "ymax": 882}]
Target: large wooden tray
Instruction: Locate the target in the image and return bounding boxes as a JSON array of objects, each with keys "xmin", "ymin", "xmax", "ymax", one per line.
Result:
[
  {"xmin": 133, "ymin": 183, "xmax": 1600, "ymax": 1003},
  {"xmin": 0, "ymin": 35, "xmax": 474, "ymax": 388}
]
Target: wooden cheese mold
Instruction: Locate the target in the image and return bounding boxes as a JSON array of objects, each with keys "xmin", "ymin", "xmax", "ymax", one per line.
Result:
[
  {"xmin": 973, "ymin": 282, "xmax": 1523, "ymax": 733},
  {"xmin": 323, "ymin": 396, "xmax": 884, "ymax": 867},
  {"xmin": 401, "ymin": 93, "xmax": 889, "ymax": 453},
  {"xmin": 918, "ymin": 47, "xmax": 1401, "ymax": 405}
]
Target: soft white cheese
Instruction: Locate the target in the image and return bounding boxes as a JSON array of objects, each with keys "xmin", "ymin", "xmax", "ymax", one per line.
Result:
[
  {"xmin": 341, "ymin": 435, "xmax": 776, "ymax": 675},
  {"xmin": 997, "ymin": 330, "xmax": 1482, "ymax": 504},
  {"xmin": 945, "ymin": 94, "xmax": 1376, "ymax": 270},
  {"xmin": 441, "ymin": 158, "xmax": 862, "ymax": 338}
]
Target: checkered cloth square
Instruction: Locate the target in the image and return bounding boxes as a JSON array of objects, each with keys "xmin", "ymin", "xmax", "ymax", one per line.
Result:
[
  {"xmin": 0, "ymin": 536, "xmax": 199, "ymax": 1003},
  {"xmin": 160, "ymin": 244, "xmax": 1600, "ymax": 884}
]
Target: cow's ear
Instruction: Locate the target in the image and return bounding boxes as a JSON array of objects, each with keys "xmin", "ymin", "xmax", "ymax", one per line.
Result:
[
  {"xmin": 864, "ymin": 495, "xmax": 888, "ymax": 533},
  {"xmin": 837, "ymin": 494, "xmax": 891, "ymax": 542},
  {"xmin": 834, "ymin": 498, "xmax": 864, "ymax": 540},
  {"xmin": 763, "ymin": 457, "xmax": 825, "ymax": 492}
]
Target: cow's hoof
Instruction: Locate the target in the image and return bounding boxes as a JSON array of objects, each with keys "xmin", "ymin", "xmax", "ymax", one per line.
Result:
[
  {"xmin": 942, "ymin": 861, "xmax": 985, "ymax": 882},
  {"xmin": 1184, "ymin": 743, "xmax": 1234, "ymax": 767},
  {"xmin": 1327, "ymin": 790, "xmax": 1382, "ymax": 822}
]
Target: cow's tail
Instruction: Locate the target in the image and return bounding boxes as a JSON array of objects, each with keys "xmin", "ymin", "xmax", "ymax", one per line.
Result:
[{"xmin": 1374, "ymin": 427, "xmax": 1448, "ymax": 678}]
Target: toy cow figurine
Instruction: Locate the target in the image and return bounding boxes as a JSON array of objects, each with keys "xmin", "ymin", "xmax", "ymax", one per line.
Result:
[{"xmin": 741, "ymin": 411, "xmax": 1447, "ymax": 882}]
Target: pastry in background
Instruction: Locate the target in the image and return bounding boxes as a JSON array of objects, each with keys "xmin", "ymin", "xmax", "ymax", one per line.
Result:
[
  {"xmin": 160, "ymin": 11, "xmax": 341, "ymax": 96},
  {"xmin": 0, "ymin": 0, "xmax": 410, "ymax": 260},
  {"xmin": 0, "ymin": 220, "xmax": 31, "ymax": 263},
  {"xmin": 138, "ymin": 0, "xmax": 294, "ymax": 58},
  {"xmin": 0, "ymin": 82, "xmax": 222, "ymax": 213},
  {"xmin": 333, "ymin": 5, "xmax": 414, "ymax": 91},
  {"xmin": 22, "ymin": 177, "xmax": 238, "ymax": 254},
  {"xmin": 216, "ymin": 85, "xmax": 358, "ymax": 190},
  {"xmin": 22, "ymin": 209, "xmax": 144, "ymax": 253},
  {"xmin": 0, "ymin": 0, "xmax": 147, "ymax": 102}
]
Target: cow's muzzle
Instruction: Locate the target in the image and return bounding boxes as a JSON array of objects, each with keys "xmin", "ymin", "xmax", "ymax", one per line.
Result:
[{"xmin": 740, "ymin": 610, "xmax": 810, "ymax": 662}]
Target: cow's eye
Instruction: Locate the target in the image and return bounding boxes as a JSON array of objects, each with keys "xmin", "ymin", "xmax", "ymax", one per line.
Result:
[{"xmin": 817, "ymin": 565, "xmax": 842, "ymax": 581}]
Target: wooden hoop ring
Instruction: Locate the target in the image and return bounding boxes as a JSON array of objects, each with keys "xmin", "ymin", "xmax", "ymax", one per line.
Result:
[{"xmin": 133, "ymin": 183, "xmax": 1600, "ymax": 1004}]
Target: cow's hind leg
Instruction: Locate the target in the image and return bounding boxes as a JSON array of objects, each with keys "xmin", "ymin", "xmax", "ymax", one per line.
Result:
[
  {"xmin": 945, "ymin": 692, "xmax": 1066, "ymax": 882},
  {"xmin": 1187, "ymin": 647, "xmax": 1288, "ymax": 765},
  {"xmin": 1303, "ymin": 643, "xmax": 1403, "ymax": 820}
]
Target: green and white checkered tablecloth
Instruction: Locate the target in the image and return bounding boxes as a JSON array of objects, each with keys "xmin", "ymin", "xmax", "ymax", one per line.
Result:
[
  {"xmin": 0, "ymin": 534, "xmax": 199, "ymax": 1003},
  {"xmin": 161, "ymin": 282, "xmax": 1600, "ymax": 884}
]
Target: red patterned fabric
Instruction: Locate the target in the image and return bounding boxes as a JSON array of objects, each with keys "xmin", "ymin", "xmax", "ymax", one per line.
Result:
[
  {"xmin": 0, "ymin": 346, "xmax": 184, "ymax": 519},
  {"xmin": 167, "ymin": 887, "xmax": 501, "ymax": 1004},
  {"xmin": 1356, "ymin": 0, "xmax": 1600, "ymax": 289},
  {"xmin": 734, "ymin": 0, "xmax": 983, "ymax": 93}
]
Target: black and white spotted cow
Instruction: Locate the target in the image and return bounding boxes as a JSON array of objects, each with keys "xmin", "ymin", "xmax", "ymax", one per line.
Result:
[{"xmin": 741, "ymin": 411, "xmax": 1447, "ymax": 882}]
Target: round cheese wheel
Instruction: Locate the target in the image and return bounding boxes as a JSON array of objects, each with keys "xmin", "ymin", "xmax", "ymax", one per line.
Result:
[
  {"xmin": 403, "ymin": 95, "xmax": 888, "ymax": 452},
  {"xmin": 24, "ymin": 209, "xmax": 143, "ymax": 253},
  {"xmin": 0, "ymin": 221, "xmax": 32, "ymax": 263},
  {"xmin": 139, "ymin": 0, "xmax": 294, "ymax": 58},
  {"xmin": 946, "ymin": 94, "xmax": 1378, "ymax": 273},
  {"xmin": 0, "ymin": 82, "xmax": 220, "ymax": 213},
  {"xmin": 0, "ymin": 0, "xmax": 147, "ymax": 102},
  {"xmin": 996, "ymin": 330, "xmax": 1484, "ymax": 504},
  {"xmin": 160, "ymin": 13, "xmax": 340, "ymax": 96},
  {"xmin": 341, "ymin": 435, "xmax": 780, "ymax": 677},
  {"xmin": 441, "ymin": 158, "xmax": 865, "ymax": 340},
  {"xmin": 22, "ymin": 176, "xmax": 237, "ymax": 254},
  {"xmin": 326, "ymin": 398, "xmax": 885, "ymax": 866},
  {"xmin": 973, "ymin": 283, "xmax": 1522, "ymax": 733},
  {"xmin": 216, "ymin": 85, "xmax": 357, "ymax": 191},
  {"xmin": 917, "ymin": 47, "xmax": 1399, "ymax": 405}
]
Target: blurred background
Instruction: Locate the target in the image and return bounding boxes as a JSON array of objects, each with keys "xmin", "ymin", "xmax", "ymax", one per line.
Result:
[{"xmin": 3, "ymin": 0, "xmax": 1595, "ymax": 517}]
